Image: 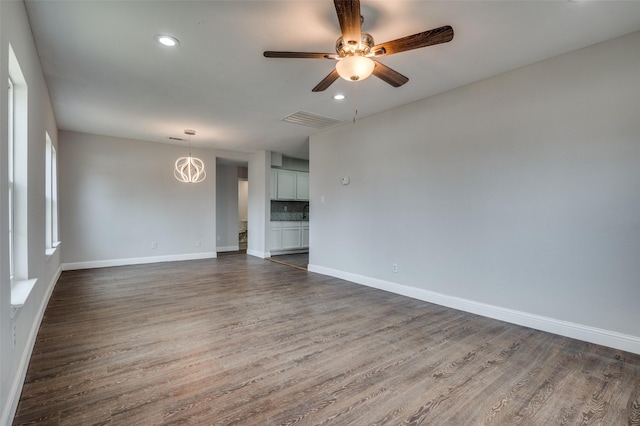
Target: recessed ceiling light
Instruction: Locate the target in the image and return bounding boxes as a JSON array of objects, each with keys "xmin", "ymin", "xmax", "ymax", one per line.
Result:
[
  {"xmin": 333, "ymin": 94, "xmax": 346, "ymax": 100},
  {"xmin": 156, "ymin": 34, "xmax": 180, "ymax": 47}
]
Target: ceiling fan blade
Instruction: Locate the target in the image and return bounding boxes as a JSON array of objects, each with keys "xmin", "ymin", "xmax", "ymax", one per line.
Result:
[
  {"xmin": 372, "ymin": 25, "xmax": 454, "ymax": 57},
  {"xmin": 312, "ymin": 69, "xmax": 340, "ymax": 92},
  {"xmin": 334, "ymin": 0, "xmax": 361, "ymax": 47},
  {"xmin": 264, "ymin": 51, "xmax": 335, "ymax": 59},
  {"xmin": 372, "ymin": 60, "xmax": 409, "ymax": 88}
]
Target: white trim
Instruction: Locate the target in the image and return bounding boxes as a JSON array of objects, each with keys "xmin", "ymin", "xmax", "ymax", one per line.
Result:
[
  {"xmin": 62, "ymin": 252, "xmax": 217, "ymax": 271},
  {"xmin": 216, "ymin": 245, "xmax": 240, "ymax": 252},
  {"xmin": 45, "ymin": 245, "xmax": 59, "ymax": 259},
  {"xmin": 307, "ymin": 264, "xmax": 640, "ymax": 355},
  {"xmin": 2, "ymin": 266, "xmax": 61, "ymax": 426},
  {"xmin": 10, "ymin": 278, "xmax": 38, "ymax": 314},
  {"xmin": 247, "ymin": 249, "xmax": 269, "ymax": 259},
  {"xmin": 45, "ymin": 242, "xmax": 61, "ymax": 262}
]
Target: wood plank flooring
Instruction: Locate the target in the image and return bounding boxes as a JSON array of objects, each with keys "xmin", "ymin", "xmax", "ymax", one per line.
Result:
[{"xmin": 14, "ymin": 254, "xmax": 640, "ymax": 425}]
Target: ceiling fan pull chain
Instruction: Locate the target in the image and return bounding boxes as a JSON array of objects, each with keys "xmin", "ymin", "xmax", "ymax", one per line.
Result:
[{"xmin": 353, "ymin": 81, "xmax": 358, "ymax": 123}]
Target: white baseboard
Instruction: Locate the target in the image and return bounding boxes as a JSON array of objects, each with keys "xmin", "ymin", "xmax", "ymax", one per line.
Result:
[
  {"xmin": 62, "ymin": 252, "xmax": 217, "ymax": 271},
  {"xmin": 307, "ymin": 264, "xmax": 640, "ymax": 355},
  {"xmin": 216, "ymin": 245, "xmax": 240, "ymax": 252},
  {"xmin": 247, "ymin": 249, "xmax": 269, "ymax": 259},
  {"xmin": 2, "ymin": 265, "xmax": 62, "ymax": 425}
]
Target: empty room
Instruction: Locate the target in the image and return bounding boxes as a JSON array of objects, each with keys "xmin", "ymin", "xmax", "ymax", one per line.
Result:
[{"xmin": 1, "ymin": 1, "xmax": 640, "ymax": 424}]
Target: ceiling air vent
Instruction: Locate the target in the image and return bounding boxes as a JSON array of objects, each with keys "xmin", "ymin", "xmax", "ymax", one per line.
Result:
[{"xmin": 281, "ymin": 111, "xmax": 343, "ymax": 129}]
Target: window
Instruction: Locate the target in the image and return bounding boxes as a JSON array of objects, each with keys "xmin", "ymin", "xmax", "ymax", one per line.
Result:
[
  {"xmin": 45, "ymin": 132, "xmax": 60, "ymax": 255},
  {"xmin": 8, "ymin": 44, "xmax": 28, "ymax": 282},
  {"xmin": 8, "ymin": 77, "xmax": 14, "ymax": 280},
  {"xmin": 8, "ymin": 45, "xmax": 36, "ymax": 310}
]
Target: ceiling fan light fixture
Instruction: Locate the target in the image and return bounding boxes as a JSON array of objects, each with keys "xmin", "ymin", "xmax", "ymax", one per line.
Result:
[{"xmin": 336, "ymin": 55, "xmax": 375, "ymax": 82}]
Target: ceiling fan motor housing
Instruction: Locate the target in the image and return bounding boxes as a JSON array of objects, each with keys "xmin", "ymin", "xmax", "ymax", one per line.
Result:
[{"xmin": 336, "ymin": 32, "xmax": 374, "ymax": 57}]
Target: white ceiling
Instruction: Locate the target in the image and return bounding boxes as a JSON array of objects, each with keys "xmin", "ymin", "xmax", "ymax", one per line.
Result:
[{"xmin": 24, "ymin": 1, "xmax": 640, "ymax": 160}]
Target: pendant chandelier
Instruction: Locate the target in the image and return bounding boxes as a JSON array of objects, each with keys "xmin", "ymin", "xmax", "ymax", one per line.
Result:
[{"xmin": 174, "ymin": 129, "xmax": 206, "ymax": 183}]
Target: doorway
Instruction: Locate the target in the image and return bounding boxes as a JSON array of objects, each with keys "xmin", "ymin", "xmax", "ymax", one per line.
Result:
[
  {"xmin": 238, "ymin": 178, "xmax": 248, "ymax": 251},
  {"xmin": 216, "ymin": 159, "xmax": 249, "ymax": 253}
]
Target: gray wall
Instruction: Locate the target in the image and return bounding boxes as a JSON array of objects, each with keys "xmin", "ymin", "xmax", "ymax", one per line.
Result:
[
  {"xmin": 0, "ymin": 1, "xmax": 62, "ymax": 422},
  {"xmin": 309, "ymin": 31, "xmax": 640, "ymax": 353},
  {"xmin": 59, "ymin": 131, "xmax": 217, "ymax": 267},
  {"xmin": 247, "ymin": 151, "xmax": 271, "ymax": 258}
]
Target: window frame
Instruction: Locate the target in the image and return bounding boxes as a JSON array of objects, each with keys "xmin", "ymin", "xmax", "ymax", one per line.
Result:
[
  {"xmin": 8, "ymin": 77, "xmax": 15, "ymax": 280},
  {"xmin": 8, "ymin": 45, "xmax": 37, "ymax": 311},
  {"xmin": 45, "ymin": 133, "xmax": 60, "ymax": 256}
]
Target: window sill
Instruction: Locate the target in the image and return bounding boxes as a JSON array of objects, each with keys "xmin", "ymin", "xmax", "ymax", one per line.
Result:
[
  {"xmin": 11, "ymin": 278, "xmax": 38, "ymax": 318},
  {"xmin": 46, "ymin": 241, "xmax": 61, "ymax": 260}
]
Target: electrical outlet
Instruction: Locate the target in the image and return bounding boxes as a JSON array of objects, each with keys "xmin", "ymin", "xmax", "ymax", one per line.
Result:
[
  {"xmin": 151, "ymin": 241, "xmax": 157, "ymax": 249},
  {"xmin": 12, "ymin": 324, "xmax": 16, "ymax": 348},
  {"xmin": 196, "ymin": 240, "xmax": 201, "ymax": 247},
  {"xmin": 392, "ymin": 263, "xmax": 398, "ymax": 273}
]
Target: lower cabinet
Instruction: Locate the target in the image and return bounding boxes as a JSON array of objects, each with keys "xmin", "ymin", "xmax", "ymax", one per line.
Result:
[
  {"xmin": 282, "ymin": 225, "xmax": 302, "ymax": 250},
  {"xmin": 302, "ymin": 224, "xmax": 310, "ymax": 247},
  {"xmin": 270, "ymin": 221, "xmax": 309, "ymax": 252},
  {"xmin": 270, "ymin": 225, "xmax": 282, "ymax": 251}
]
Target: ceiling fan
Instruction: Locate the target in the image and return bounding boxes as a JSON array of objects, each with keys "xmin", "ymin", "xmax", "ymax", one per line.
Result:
[{"xmin": 264, "ymin": 0, "xmax": 454, "ymax": 92}]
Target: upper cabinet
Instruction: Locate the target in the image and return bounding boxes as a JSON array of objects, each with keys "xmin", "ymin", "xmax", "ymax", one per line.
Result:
[
  {"xmin": 271, "ymin": 169, "xmax": 309, "ymax": 201},
  {"xmin": 271, "ymin": 170, "xmax": 278, "ymax": 200},
  {"xmin": 296, "ymin": 173, "xmax": 309, "ymax": 200},
  {"xmin": 276, "ymin": 170, "xmax": 297, "ymax": 200}
]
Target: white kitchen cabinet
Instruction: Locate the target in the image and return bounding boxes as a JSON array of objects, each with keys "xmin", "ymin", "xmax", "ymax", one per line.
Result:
[
  {"xmin": 296, "ymin": 173, "xmax": 309, "ymax": 200},
  {"xmin": 276, "ymin": 170, "xmax": 297, "ymax": 200},
  {"xmin": 282, "ymin": 225, "xmax": 302, "ymax": 250},
  {"xmin": 302, "ymin": 224, "xmax": 310, "ymax": 248},
  {"xmin": 270, "ymin": 222, "xmax": 282, "ymax": 250},
  {"xmin": 270, "ymin": 221, "xmax": 309, "ymax": 253},
  {"xmin": 271, "ymin": 169, "xmax": 309, "ymax": 201},
  {"xmin": 270, "ymin": 170, "xmax": 278, "ymax": 200}
]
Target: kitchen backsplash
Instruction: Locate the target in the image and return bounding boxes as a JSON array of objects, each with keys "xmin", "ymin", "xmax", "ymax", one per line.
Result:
[{"xmin": 271, "ymin": 200, "xmax": 309, "ymax": 221}]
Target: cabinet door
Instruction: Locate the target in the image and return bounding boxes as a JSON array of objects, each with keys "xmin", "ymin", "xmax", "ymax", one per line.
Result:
[
  {"xmin": 282, "ymin": 227, "xmax": 302, "ymax": 249},
  {"xmin": 302, "ymin": 225, "xmax": 310, "ymax": 248},
  {"xmin": 276, "ymin": 171, "xmax": 297, "ymax": 200},
  {"xmin": 270, "ymin": 170, "xmax": 278, "ymax": 200},
  {"xmin": 296, "ymin": 172, "xmax": 309, "ymax": 200},
  {"xmin": 270, "ymin": 227, "xmax": 282, "ymax": 250}
]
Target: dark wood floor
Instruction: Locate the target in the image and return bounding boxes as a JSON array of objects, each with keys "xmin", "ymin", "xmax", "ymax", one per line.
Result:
[{"xmin": 14, "ymin": 254, "xmax": 640, "ymax": 425}]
